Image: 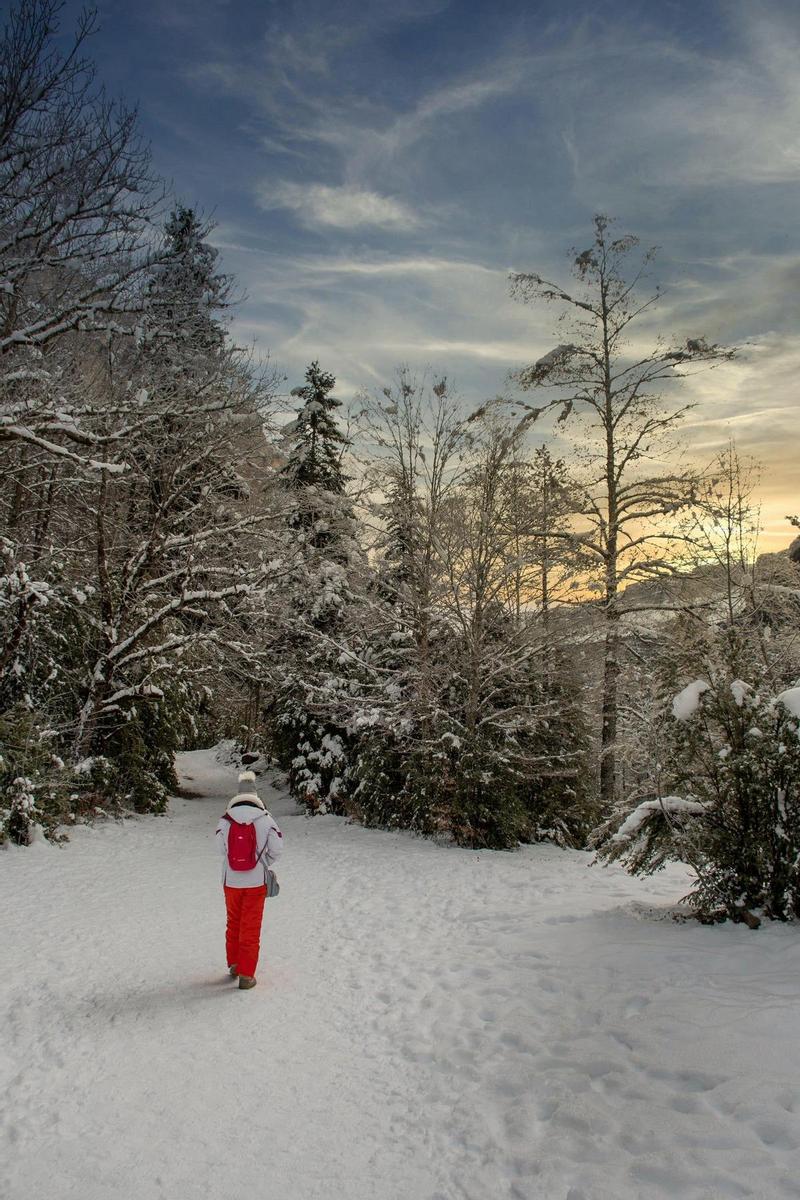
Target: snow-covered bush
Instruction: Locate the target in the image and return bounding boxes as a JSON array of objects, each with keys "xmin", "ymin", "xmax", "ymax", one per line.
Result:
[
  {"xmin": 346, "ymin": 729, "xmax": 438, "ymax": 834},
  {"xmin": 0, "ymin": 705, "xmax": 70, "ymax": 842},
  {"xmin": 4, "ymin": 776, "xmax": 40, "ymax": 845},
  {"xmin": 331, "ymin": 647, "xmax": 597, "ymax": 851},
  {"xmin": 596, "ymin": 677, "xmax": 800, "ymax": 922},
  {"xmin": 266, "ymin": 669, "xmax": 351, "ymax": 816},
  {"xmin": 109, "ymin": 698, "xmax": 182, "ymax": 815}
]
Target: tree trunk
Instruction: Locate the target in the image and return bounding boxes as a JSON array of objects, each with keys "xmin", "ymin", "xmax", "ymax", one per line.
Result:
[
  {"xmin": 74, "ymin": 663, "xmax": 112, "ymax": 759},
  {"xmin": 600, "ymin": 614, "xmax": 619, "ymax": 808},
  {"xmin": 600, "ymin": 263, "xmax": 619, "ymax": 810},
  {"xmin": 31, "ymin": 465, "xmax": 58, "ymax": 560}
]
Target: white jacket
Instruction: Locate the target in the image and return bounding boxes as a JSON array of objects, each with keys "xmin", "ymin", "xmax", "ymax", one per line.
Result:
[{"xmin": 215, "ymin": 791, "xmax": 283, "ymax": 888}]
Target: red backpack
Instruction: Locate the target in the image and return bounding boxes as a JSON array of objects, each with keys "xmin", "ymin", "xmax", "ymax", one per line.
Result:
[{"xmin": 222, "ymin": 813, "xmax": 260, "ymax": 871}]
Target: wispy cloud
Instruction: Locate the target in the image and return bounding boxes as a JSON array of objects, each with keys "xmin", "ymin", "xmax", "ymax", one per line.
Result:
[
  {"xmin": 255, "ymin": 181, "xmax": 422, "ymax": 230},
  {"xmin": 119, "ymin": 0, "xmax": 800, "ymax": 550},
  {"xmin": 300, "ymin": 256, "xmax": 502, "ymax": 278},
  {"xmin": 361, "ymin": 67, "xmax": 529, "ymax": 165},
  {"xmin": 551, "ymin": 7, "xmax": 800, "ymax": 203}
]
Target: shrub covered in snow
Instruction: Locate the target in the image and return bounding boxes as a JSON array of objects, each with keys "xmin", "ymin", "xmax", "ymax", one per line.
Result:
[
  {"xmin": 109, "ymin": 691, "xmax": 183, "ymax": 815},
  {"xmin": 0, "ymin": 705, "xmax": 69, "ymax": 843},
  {"xmin": 596, "ymin": 676, "xmax": 800, "ymax": 921},
  {"xmin": 0, "ymin": 708, "xmax": 118, "ymax": 842},
  {"xmin": 346, "ymin": 728, "xmax": 441, "ymax": 836}
]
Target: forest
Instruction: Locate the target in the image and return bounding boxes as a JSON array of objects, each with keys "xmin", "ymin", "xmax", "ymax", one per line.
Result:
[{"xmin": 2, "ymin": 0, "xmax": 800, "ymax": 926}]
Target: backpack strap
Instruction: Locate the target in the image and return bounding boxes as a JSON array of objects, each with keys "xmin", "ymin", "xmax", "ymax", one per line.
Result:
[{"xmin": 222, "ymin": 813, "xmax": 233, "ymax": 824}]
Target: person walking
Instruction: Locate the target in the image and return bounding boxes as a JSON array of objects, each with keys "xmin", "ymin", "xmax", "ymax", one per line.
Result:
[{"xmin": 216, "ymin": 770, "xmax": 283, "ymax": 990}]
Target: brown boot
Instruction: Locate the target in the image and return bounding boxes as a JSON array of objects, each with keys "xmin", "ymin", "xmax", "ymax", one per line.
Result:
[
  {"xmin": 228, "ymin": 964, "xmax": 238, "ymax": 978},
  {"xmin": 238, "ymin": 975, "xmax": 257, "ymax": 990}
]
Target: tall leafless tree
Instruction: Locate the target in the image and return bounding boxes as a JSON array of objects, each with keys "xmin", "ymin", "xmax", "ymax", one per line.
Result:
[{"xmin": 510, "ymin": 215, "xmax": 734, "ymax": 808}]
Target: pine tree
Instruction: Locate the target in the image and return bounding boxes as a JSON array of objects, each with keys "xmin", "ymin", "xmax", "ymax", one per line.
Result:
[
  {"xmin": 266, "ymin": 362, "xmax": 360, "ymax": 812},
  {"xmin": 283, "ymin": 357, "xmax": 352, "ymax": 542},
  {"xmin": 283, "ymin": 361, "xmax": 349, "ymax": 494},
  {"xmin": 149, "ymin": 206, "xmax": 231, "ymax": 351}
]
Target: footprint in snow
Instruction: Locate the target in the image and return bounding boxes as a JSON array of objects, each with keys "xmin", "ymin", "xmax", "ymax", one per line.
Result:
[
  {"xmin": 644, "ymin": 1065, "xmax": 724, "ymax": 1093},
  {"xmin": 753, "ymin": 1120, "xmax": 799, "ymax": 1150},
  {"xmin": 623, "ymin": 995, "xmax": 650, "ymax": 1018}
]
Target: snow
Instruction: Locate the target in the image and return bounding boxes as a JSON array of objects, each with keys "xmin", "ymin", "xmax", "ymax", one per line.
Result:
[
  {"xmin": 776, "ymin": 687, "xmax": 800, "ymax": 720},
  {"xmin": 672, "ymin": 678, "xmax": 710, "ymax": 721},
  {"xmin": 612, "ymin": 794, "xmax": 706, "ymax": 842},
  {"xmin": 3, "ymin": 747, "xmax": 800, "ymax": 1199},
  {"xmin": 105, "ymin": 684, "xmax": 165, "ymax": 705},
  {"xmin": 731, "ymin": 679, "xmax": 751, "ymax": 707},
  {"xmin": 72, "ymin": 756, "xmax": 97, "ymax": 775}
]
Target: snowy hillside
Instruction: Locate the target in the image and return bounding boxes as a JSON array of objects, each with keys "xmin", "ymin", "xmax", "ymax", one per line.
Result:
[{"xmin": 2, "ymin": 748, "xmax": 800, "ymax": 1200}]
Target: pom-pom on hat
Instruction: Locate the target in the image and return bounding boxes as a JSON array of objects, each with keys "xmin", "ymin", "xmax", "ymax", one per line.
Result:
[{"xmin": 237, "ymin": 770, "xmax": 257, "ymax": 793}]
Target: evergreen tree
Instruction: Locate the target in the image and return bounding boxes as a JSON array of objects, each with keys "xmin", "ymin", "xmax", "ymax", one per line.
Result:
[
  {"xmin": 266, "ymin": 362, "xmax": 360, "ymax": 813},
  {"xmin": 283, "ymin": 362, "xmax": 349, "ymax": 494},
  {"xmin": 595, "ymin": 467, "xmax": 800, "ymax": 922},
  {"xmin": 148, "ymin": 206, "xmax": 231, "ymax": 350}
]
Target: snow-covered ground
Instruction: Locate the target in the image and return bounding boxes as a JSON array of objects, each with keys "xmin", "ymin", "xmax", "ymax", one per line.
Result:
[{"xmin": 2, "ymin": 748, "xmax": 800, "ymax": 1200}]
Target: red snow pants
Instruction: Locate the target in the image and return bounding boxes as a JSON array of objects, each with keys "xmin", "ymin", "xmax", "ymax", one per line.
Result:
[{"xmin": 224, "ymin": 884, "xmax": 267, "ymax": 978}]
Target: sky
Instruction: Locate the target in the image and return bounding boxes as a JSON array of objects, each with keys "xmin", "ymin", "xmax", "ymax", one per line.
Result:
[{"xmin": 61, "ymin": 0, "xmax": 799, "ymax": 549}]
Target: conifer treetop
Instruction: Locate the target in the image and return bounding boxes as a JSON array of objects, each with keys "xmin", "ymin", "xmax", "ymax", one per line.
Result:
[{"xmin": 283, "ymin": 360, "xmax": 350, "ymax": 495}]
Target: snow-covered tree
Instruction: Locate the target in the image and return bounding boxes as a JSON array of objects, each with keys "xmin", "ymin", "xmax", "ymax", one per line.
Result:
[
  {"xmin": 281, "ymin": 378, "xmax": 597, "ymax": 848},
  {"xmin": 282, "ymin": 361, "xmax": 351, "ymax": 544},
  {"xmin": 148, "ymin": 206, "xmax": 231, "ymax": 352},
  {"xmin": 67, "ymin": 203, "xmax": 279, "ymax": 763},
  {"xmin": 595, "ymin": 450, "xmax": 800, "ymax": 921},
  {"xmin": 435, "ymin": 420, "xmax": 595, "ymax": 845},
  {"xmin": 0, "ymin": 0, "xmax": 165, "ymax": 470},
  {"xmin": 264, "ymin": 362, "xmax": 362, "ymax": 812},
  {"xmin": 0, "ymin": 188, "xmax": 283, "ymax": 837}
]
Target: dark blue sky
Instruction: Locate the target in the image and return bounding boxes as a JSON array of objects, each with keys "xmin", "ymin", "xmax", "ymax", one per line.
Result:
[{"xmin": 60, "ymin": 0, "xmax": 800, "ymax": 543}]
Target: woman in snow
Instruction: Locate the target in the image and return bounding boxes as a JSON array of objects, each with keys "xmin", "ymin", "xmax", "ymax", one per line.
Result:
[{"xmin": 216, "ymin": 771, "xmax": 283, "ymax": 990}]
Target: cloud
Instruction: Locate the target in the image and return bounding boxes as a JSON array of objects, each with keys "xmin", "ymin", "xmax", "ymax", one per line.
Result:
[
  {"xmin": 381, "ymin": 337, "xmax": 535, "ymax": 362},
  {"xmin": 255, "ymin": 181, "xmax": 422, "ymax": 230},
  {"xmin": 673, "ymin": 329, "xmax": 800, "ymax": 549},
  {"xmin": 365, "ymin": 68, "xmax": 529, "ymax": 164},
  {"xmin": 154, "ymin": 0, "xmax": 800, "ymax": 548},
  {"xmin": 551, "ymin": 6, "xmax": 800, "ymax": 206},
  {"xmin": 300, "ymin": 255, "xmax": 502, "ymax": 278}
]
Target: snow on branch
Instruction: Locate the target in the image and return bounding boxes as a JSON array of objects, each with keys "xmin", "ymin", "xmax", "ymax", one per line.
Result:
[
  {"xmin": 612, "ymin": 795, "xmax": 706, "ymax": 843},
  {"xmin": 0, "ymin": 422, "xmax": 126, "ymax": 472}
]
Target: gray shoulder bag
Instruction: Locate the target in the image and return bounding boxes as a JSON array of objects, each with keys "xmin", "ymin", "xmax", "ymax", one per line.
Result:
[{"xmin": 255, "ymin": 820, "xmax": 280, "ymax": 898}]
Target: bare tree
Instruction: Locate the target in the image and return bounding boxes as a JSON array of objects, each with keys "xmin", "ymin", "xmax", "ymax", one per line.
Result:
[
  {"xmin": 436, "ymin": 423, "xmax": 552, "ymax": 757},
  {"xmin": 686, "ymin": 443, "xmax": 800, "ymax": 686},
  {"xmin": 509, "ymin": 215, "xmax": 734, "ymax": 807},
  {"xmin": 0, "ymin": 0, "xmax": 165, "ymax": 469},
  {"xmin": 363, "ymin": 369, "xmax": 466, "ymax": 721},
  {"xmin": 497, "ymin": 443, "xmax": 585, "ymax": 629}
]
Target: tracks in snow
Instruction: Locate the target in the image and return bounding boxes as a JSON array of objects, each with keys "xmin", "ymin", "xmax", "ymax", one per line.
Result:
[{"xmin": 2, "ymin": 748, "xmax": 800, "ymax": 1199}]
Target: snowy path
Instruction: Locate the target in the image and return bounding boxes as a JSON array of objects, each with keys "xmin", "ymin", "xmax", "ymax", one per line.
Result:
[{"xmin": 2, "ymin": 749, "xmax": 800, "ymax": 1200}]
